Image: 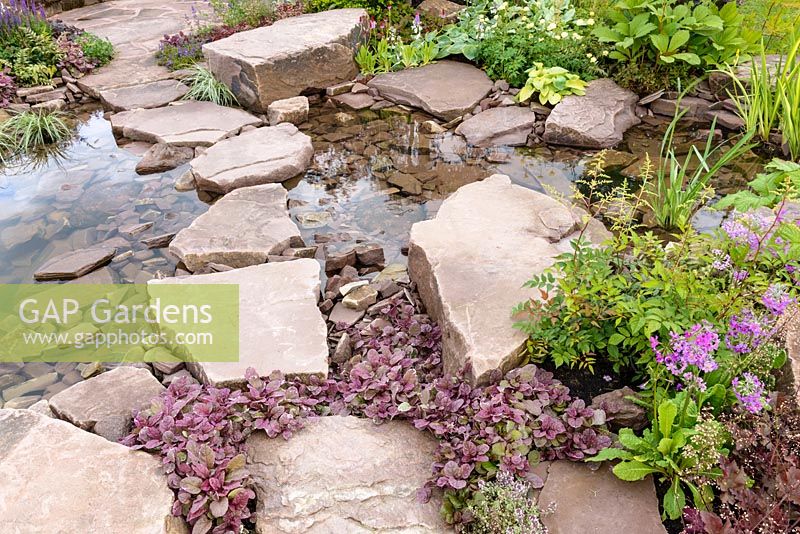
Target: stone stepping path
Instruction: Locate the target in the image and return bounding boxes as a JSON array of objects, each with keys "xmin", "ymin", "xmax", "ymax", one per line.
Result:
[
  {"xmin": 55, "ymin": 0, "xmax": 203, "ymax": 97},
  {"xmin": 169, "ymin": 183, "xmax": 303, "ymax": 272},
  {"xmin": 246, "ymin": 416, "xmax": 448, "ymax": 533},
  {"xmin": 367, "ymin": 61, "xmax": 493, "ymax": 121},
  {"xmin": 110, "ymin": 100, "xmax": 262, "ymax": 147},
  {"xmin": 99, "ymin": 79, "xmax": 190, "ymax": 112},
  {"xmin": 408, "ymin": 174, "xmax": 610, "ymax": 383},
  {"xmin": 191, "ymin": 123, "xmax": 314, "ymax": 194},
  {"xmin": 455, "ymin": 106, "xmax": 539, "ymax": 147},
  {"xmin": 150, "ymin": 260, "xmax": 328, "ymax": 387},
  {"xmin": 204, "ymin": 9, "xmax": 366, "ymax": 112},
  {"xmin": 0, "ymin": 409, "xmax": 177, "ymax": 533}
]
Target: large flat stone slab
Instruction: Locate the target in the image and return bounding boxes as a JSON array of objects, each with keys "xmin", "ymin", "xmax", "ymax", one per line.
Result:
[
  {"xmin": 0, "ymin": 409, "xmax": 179, "ymax": 534},
  {"xmin": 49, "ymin": 367, "xmax": 165, "ymax": 443},
  {"xmin": 110, "ymin": 100, "xmax": 262, "ymax": 147},
  {"xmin": 100, "ymin": 79, "xmax": 190, "ymax": 112},
  {"xmin": 191, "ymin": 124, "xmax": 313, "ymax": 194},
  {"xmin": 408, "ymin": 174, "xmax": 610, "ymax": 383},
  {"xmin": 246, "ymin": 416, "xmax": 448, "ymax": 533},
  {"xmin": 538, "ymin": 461, "xmax": 666, "ymax": 534},
  {"xmin": 204, "ymin": 9, "xmax": 366, "ymax": 112},
  {"xmin": 544, "ymin": 78, "xmax": 640, "ymax": 149},
  {"xmin": 455, "ymin": 106, "xmax": 538, "ymax": 147},
  {"xmin": 368, "ymin": 61, "xmax": 493, "ymax": 122},
  {"xmin": 150, "ymin": 260, "xmax": 328, "ymax": 386},
  {"xmin": 170, "ymin": 183, "xmax": 303, "ymax": 272},
  {"xmin": 34, "ymin": 245, "xmax": 117, "ymax": 281}
]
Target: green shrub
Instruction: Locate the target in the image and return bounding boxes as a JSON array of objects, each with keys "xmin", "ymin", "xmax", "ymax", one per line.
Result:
[
  {"xmin": 594, "ymin": 0, "xmax": 759, "ymax": 92},
  {"xmin": 308, "ymin": 0, "xmax": 412, "ymax": 21},
  {"xmin": 716, "ymin": 158, "xmax": 800, "ymax": 211},
  {"xmin": 77, "ymin": 32, "xmax": 114, "ymax": 66},
  {"xmin": 182, "ymin": 65, "xmax": 238, "ymax": 106},
  {"xmin": 208, "ymin": 0, "xmax": 276, "ymax": 27}
]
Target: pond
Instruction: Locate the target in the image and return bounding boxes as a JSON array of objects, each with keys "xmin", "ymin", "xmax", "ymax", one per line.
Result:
[{"xmin": 0, "ymin": 102, "xmax": 758, "ymax": 406}]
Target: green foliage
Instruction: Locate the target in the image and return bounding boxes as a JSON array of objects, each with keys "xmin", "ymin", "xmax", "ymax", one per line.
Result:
[
  {"xmin": 589, "ymin": 394, "xmax": 727, "ymax": 519},
  {"xmin": 0, "ymin": 110, "xmax": 72, "ymax": 160},
  {"xmin": 182, "ymin": 66, "xmax": 238, "ymax": 106},
  {"xmin": 355, "ymin": 33, "xmax": 439, "ymax": 75},
  {"xmin": 646, "ymin": 104, "xmax": 756, "ymax": 231},
  {"xmin": 436, "ymin": 0, "xmax": 604, "ymax": 86},
  {"xmin": 76, "ymin": 32, "xmax": 114, "ymax": 66},
  {"xmin": 309, "ymin": 0, "xmax": 413, "ymax": 21},
  {"xmin": 716, "ymin": 158, "xmax": 800, "ymax": 211},
  {"xmin": 465, "ymin": 471, "xmax": 548, "ymax": 534},
  {"xmin": 740, "ymin": 0, "xmax": 800, "ymax": 53},
  {"xmin": 721, "ymin": 32, "xmax": 800, "ymax": 161},
  {"xmin": 0, "ymin": 26, "xmax": 62, "ymax": 86},
  {"xmin": 594, "ymin": 0, "xmax": 758, "ymax": 92},
  {"xmin": 208, "ymin": 0, "xmax": 275, "ymax": 27},
  {"xmin": 517, "ymin": 63, "xmax": 587, "ymax": 105},
  {"xmin": 512, "ymin": 153, "xmax": 800, "ymax": 375}
]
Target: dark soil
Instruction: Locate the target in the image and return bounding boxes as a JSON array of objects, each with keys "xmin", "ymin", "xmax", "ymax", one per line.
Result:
[{"xmin": 539, "ymin": 358, "xmax": 640, "ymax": 401}]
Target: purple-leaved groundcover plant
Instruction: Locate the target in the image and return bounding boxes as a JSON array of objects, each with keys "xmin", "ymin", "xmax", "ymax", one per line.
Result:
[{"xmin": 124, "ymin": 298, "xmax": 611, "ymax": 532}]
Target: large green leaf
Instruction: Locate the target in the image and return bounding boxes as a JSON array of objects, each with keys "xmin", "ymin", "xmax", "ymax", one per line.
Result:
[
  {"xmin": 658, "ymin": 400, "xmax": 677, "ymax": 439},
  {"xmin": 663, "ymin": 479, "xmax": 686, "ymax": 520},
  {"xmin": 613, "ymin": 460, "xmax": 660, "ymax": 481}
]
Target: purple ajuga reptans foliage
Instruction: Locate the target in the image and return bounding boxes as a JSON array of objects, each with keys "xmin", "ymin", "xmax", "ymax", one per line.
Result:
[
  {"xmin": 125, "ymin": 296, "xmax": 610, "ymax": 532},
  {"xmin": 0, "ymin": 69, "xmax": 16, "ymax": 108}
]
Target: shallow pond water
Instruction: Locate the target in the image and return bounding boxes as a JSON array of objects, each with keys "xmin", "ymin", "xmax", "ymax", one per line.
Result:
[{"xmin": 0, "ymin": 102, "xmax": 759, "ymax": 406}]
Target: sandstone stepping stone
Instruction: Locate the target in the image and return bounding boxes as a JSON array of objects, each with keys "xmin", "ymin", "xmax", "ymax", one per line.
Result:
[
  {"xmin": 135, "ymin": 143, "xmax": 194, "ymax": 175},
  {"xmin": 204, "ymin": 9, "xmax": 366, "ymax": 112},
  {"xmin": 110, "ymin": 100, "xmax": 262, "ymax": 147},
  {"xmin": 408, "ymin": 174, "xmax": 610, "ymax": 383},
  {"xmin": 0, "ymin": 409, "xmax": 178, "ymax": 533},
  {"xmin": 191, "ymin": 124, "xmax": 313, "ymax": 194},
  {"xmin": 49, "ymin": 367, "xmax": 165, "ymax": 443},
  {"xmin": 544, "ymin": 78, "xmax": 640, "ymax": 149},
  {"xmin": 367, "ymin": 61, "xmax": 493, "ymax": 121},
  {"xmin": 267, "ymin": 96, "xmax": 309, "ymax": 126},
  {"xmin": 99, "ymin": 79, "xmax": 190, "ymax": 112},
  {"xmin": 537, "ymin": 461, "xmax": 666, "ymax": 534},
  {"xmin": 150, "ymin": 260, "xmax": 328, "ymax": 386},
  {"xmin": 332, "ymin": 92, "xmax": 376, "ymax": 110},
  {"xmin": 246, "ymin": 416, "xmax": 449, "ymax": 533},
  {"xmin": 170, "ymin": 183, "xmax": 303, "ymax": 272},
  {"xmin": 455, "ymin": 106, "xmax": 538, "ymax": 147},
  {"xmin": 34, "ymin": 245, "xmax": 117, "ymax": 281}
]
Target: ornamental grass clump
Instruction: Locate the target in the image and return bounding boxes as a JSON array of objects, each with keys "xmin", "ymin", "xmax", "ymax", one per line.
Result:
[
  {"xmin": 0, "ymin": 109, "xmax": 72, "ymax": 161},
  {"xmin": 182, "ymin": 65, "xmax": 238, "ymax": 107},
  {"xmin": 125, "ymin": 296, "xmax": 611, "ymax": 533}
]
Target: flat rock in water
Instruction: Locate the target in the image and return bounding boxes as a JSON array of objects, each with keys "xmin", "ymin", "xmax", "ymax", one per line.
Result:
[
  {"xmin": 368, "ymin": 61, "xmax": 493, "ymax": 121},
  {"xmin": 99, "ymin": 79, "xmax": 190, "ymax": 112},
  {"xmin": 204, "ymin": 9, "xmax": 366, "ymax": 112},
  {"xmin": 0, "ymin": 409, "xmax": 177, "ymax": 533},
  {"xmin": 170, "ymin": 183, "xmax": 303, "ymax": 272},
  {"xmin": 135, "ymin": 143, "xmax": 194, "ymax": 175},
  {"xmin": 49, "ymin": 367, "xmax": 165, "ymax": 442},
  {"xmin": 246, "ymin": 416, "xmax": 449, "ymax": 533},
  {"xmin": 191, "ymin": 124, "xmax": 313, "ymax": 194},
  {"xmin": 110, "ymin": 100, "xmax": 262, "ymax": 147},
  {"xmin": 150, "ymin": 260, "xmax": 328, "ymax": 386},
  {"xmin": 408, "ymin": 174, "xmax": 610, "ymax": 383},
  {"xmin": 538, "ymin": 461, "xmax": 666, "ymax": 534},
  {"xmin": 34, "ymin": 246, "xmax": 117, "ymax": 281},
  {"xmin": 455, "ymin": 106, "xmax": 538, "ymax": 147},
  {"xmin": 544, "ymin": 78, "xmax": 640, "ymax": 149}
]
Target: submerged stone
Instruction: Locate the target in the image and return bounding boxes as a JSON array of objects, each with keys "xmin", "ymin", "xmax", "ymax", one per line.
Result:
[{"xmin": 455, "ymin": 106, "xmax": 538, "ymax": 147}]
